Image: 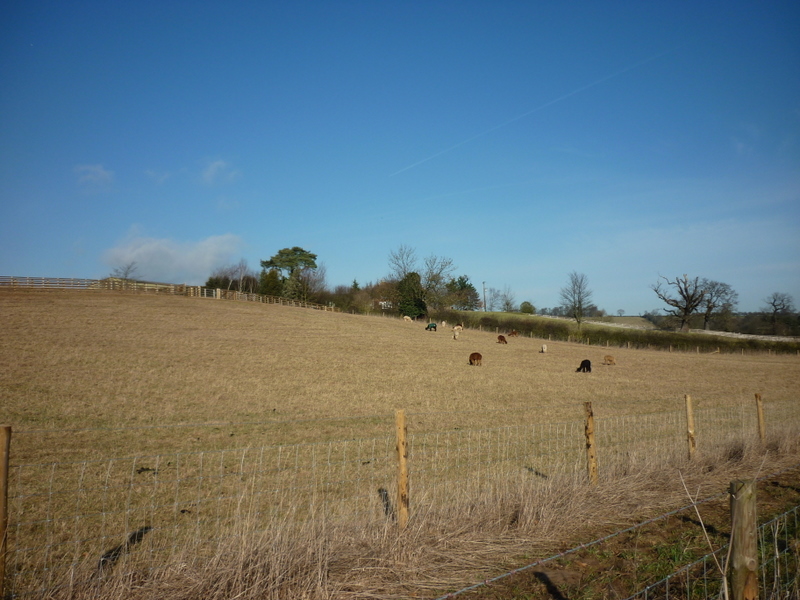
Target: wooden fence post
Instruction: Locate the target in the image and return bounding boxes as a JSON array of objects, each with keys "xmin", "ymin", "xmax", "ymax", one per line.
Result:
[
  {"xmin": 754, "ymin": 393, "xmax": 765, "ymax": 442},
  {"xmin": 0, "ymin": 425, "xmax": 10, "ymax": 600},
  {"xmin": 583, "ymin": 402, "xmax": 598, "ymax": 485},
  {"xmin": 685, "ymin": 395, "xmax": 697, "ymax": 460},
  {"xmin": 729, "ymin": 480, "xmax": 758, "ymax": 600},
  {"xmin": 395, "ymin": 410, "xmax": 409, "ymax": 530}
]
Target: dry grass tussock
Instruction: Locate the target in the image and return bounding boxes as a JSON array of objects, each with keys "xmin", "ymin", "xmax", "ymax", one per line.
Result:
[{"xmin": 38, "ymin": 433, "xmax": 800, "ymax": 600}]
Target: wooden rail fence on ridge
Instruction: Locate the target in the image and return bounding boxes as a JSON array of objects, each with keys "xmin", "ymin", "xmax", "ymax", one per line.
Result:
[{"xmin": 0, "ymin": 276, "xmax": 338, "ymax": 311}]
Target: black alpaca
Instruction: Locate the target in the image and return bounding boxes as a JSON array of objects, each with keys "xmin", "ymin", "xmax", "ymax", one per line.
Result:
[{"xmin": 576, "ymin": 359, "xmax": 591, "ymax": 373}]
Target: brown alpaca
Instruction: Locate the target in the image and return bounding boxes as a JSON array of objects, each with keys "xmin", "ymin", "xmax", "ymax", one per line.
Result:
[
  {"xmin": 468, "ymin": 352, "xmax": 482, "ymax": 366},
  {"xmin": 508, "ymin": 330, "xmax": 519, "ymax": 337},
  {"xmin": 497, "ymin": 335, "xmax": 507, "ymax": 344},
  {"xmin": 603, "ymin": 355, "xmax": 616, "ymax": 365}
]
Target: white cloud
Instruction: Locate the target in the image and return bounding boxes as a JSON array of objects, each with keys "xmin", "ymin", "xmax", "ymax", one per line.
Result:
[
  {"xmin": 145, "ymin": 169, "xmax": 170, "ymax": 184},
  {"xmin": 202, "ymin": 159, "xmax": 241, "ymax": 185},
  {"xmin": 215, "ymin": 195, "xmax": 241, "ymax": 211},
  {"xmin": 102, "ymin": 231, "xmax": 243, "ymax": 284},
  {"xmin": 74, "ymin": 164, "xmax": 114, "ymax": 187}
]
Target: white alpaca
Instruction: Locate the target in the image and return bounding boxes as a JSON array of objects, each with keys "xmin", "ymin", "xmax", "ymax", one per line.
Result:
[
  {"xmin": 403, "ymin": 315, "xmax": 412, "ymax": 322},
  {"xmin": 540, "ymin": 344, "xmax": 547, "ymax": 353}
]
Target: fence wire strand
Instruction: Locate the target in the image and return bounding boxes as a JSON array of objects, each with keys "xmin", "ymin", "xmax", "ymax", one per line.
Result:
[{"xmin": 4, "ymin": 401, "xmax": 799, "ymax": 598}]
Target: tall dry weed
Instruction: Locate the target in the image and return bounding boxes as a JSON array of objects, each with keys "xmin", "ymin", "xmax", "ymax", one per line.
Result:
[{"xmin": 34, "ymin": 429, "xmax": 800, "ymax": 600}]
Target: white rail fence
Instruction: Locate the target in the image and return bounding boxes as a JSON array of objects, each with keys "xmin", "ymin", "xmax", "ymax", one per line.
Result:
[{"xmin": 3, "ymin": 400, "xmax": 798, "ymax": 598}]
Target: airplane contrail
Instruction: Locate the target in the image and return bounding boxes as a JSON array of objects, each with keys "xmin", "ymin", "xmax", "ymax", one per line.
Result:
[{"xmin": 389, "ymin": 47, "xmax": 679, "ymax": 177}]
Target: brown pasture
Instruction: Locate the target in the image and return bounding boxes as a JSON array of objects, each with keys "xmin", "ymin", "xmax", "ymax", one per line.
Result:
[
  {"xmin": 2, "ymin": 290, "xmax": 800, "ymax": 600},
  {"xmin": 2, "ymin": 289, "xmax": 799, "ymax": 462}
]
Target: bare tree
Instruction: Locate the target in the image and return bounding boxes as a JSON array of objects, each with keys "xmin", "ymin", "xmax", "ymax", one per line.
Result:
[
  {"xmin": 559, "ymin": 272, "xmax": 593, "ymax": 330},
  {"xmin": 387, "ymin": 246, "xmax": 456, "ymax": 312},
  {"xmin": 499, "ymin": 285, "xmax": 517, "ymax": 312},
  {"xmin": 651, "ymin": 274, "xmax": 706, "ymax": 332},
  {"xmin": 388, "ymin": 245, "xmax": 418, "ymax": 281},
  {"xmin": 299, "ymin": 263, "xmax": 329, "ymax": 302},
  {"xmin": 232, "ymin": 259, "xmax": 260, "ymax": 293},
  {"xmin": 699, "ymin": 279, "xmax": 738, "ymax": 330},
  {"xmin": 207, "ymin": 260, "xmax": 258, "ymax": 292},
  {"xmin": 762, "ymin": 292, "xmax": 795, "ymax": 335},
  {"xmin": 421, "ymin": 254, "xmax": 456, "ymax": 311},
  {"xmin": 485, "ymin": 287, "xmax": 502, "ymax": 312},
  {"xmin": 110, "ymin": 261, "xmax": 139, "ymax": 281}
]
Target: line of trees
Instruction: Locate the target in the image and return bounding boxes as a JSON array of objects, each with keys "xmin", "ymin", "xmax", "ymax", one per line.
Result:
[
  {"xmin": 203, "ymin": 245, "xmax": 484, "ymax": 317},
  {"xmin": 646, "ymin": 274, "xmax": 796, "ymax": 336},
  {"xmin": 196, "ymin": 250, "xmax": 797, "ymax": 337}
]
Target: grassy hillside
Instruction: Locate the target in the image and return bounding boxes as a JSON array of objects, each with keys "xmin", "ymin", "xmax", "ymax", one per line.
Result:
[
  {"xmin": 2, "ymin": 289, "xmax": 800, "ymax": 600},
  {"xmin": 3, "ymin": 289, "xmax": 799, "ymax": 462}
]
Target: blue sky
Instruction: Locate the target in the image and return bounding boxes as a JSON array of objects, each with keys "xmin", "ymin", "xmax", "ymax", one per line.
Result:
[{"xmin": 1, "ymin": 1, "xmax": 798, "ymax": 315}]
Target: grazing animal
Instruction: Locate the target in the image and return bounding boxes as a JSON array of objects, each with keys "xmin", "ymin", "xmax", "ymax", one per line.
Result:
[
  {"xmin": 576, "ymin": 359, "xmax": 592, "ymax": 373},
  {"xmin": 403, "ymin": 315, "xmax": 412, "ymax": 322},
  {"xmin": 603, "ymin": 355, "xmax": 616, "ymax": 365},
  {"xmin": 468, "ymin": 352, "xmax": 482, "ymax": 366},
  {"xmin": 508, "ymin": 330, "xmax": 519, "ymax": 337},
  {"xmin": 453, "ymin": 328, "xmax": 460, "ymax": 340},
  {"xmin": 425, "ymin": 323, "xmax": 437, "ymax": 331},
  {"xmin": 497, "ymin": 335, "xmax": 507, "ymax": 344},
  {"xmin": 540, "ymin": 344, "xmax": 547, "ymax": 353},
  {"xmin": 441, "ymin": 321, "xmax": 447, "ymax": 328}
]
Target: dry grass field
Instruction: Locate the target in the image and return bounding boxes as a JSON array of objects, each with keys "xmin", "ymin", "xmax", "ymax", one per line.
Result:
[
  {"xmin": 1, "ymin": 289, "xmax": 799, "ymax": 599},
  {"xmin": 3, "ymin": 289, "xmax": 798, "ymax": 457}
]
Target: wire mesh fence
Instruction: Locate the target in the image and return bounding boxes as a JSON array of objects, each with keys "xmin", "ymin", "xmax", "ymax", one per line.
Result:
[
  {"xmin": 623, "ymin": 503, "xmax": 799, "ymax": 599},
  {"xmin": 4, "ymin": 400, "xmax": 799, "ymax": 598},
  {"xmin": 6, "ymin": 437, "xmax": 397, "ymax": 596}
]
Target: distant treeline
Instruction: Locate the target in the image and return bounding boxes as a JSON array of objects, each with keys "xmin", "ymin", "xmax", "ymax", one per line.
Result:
[
  {"xmin": 433, "ymin": 309, "xmax": 800, "ymax": 355},
  {"xmin": 640, "ymin": 309, "xmax": 800, "ymax": 338}
]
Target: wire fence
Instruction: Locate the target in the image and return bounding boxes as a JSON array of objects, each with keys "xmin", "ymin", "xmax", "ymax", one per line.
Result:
[
  {"xmin": 434, "ymin": 476, "xmax": 799, "ymax": 600},
  {"xmin": 623, "ymin": 503, "xmax": 799, "ymax": 599},
  {"xmin": 3, "ymin": 400, "xmax": 799, "ymax": 598}
]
